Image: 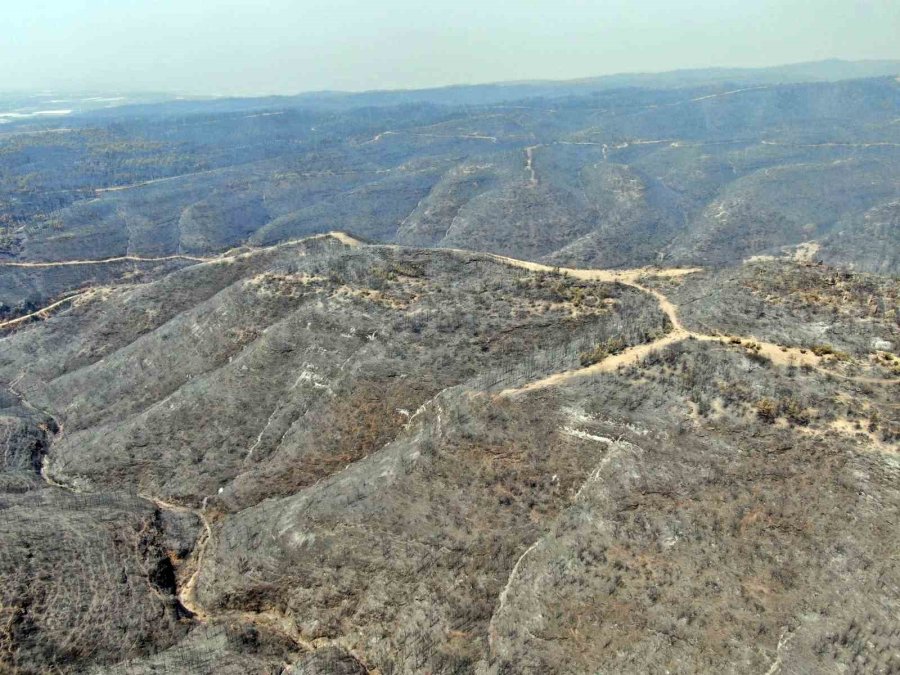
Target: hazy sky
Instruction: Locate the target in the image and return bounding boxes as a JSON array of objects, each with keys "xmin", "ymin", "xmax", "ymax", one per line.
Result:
[{"xmin": 3, "ymin": 0, "xmax": 899, "ymax": 95}]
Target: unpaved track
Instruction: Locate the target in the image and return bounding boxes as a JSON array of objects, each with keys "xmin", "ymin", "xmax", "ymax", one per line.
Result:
[
  {"xmin": 0, "ymin": 232, "xmax": 362, "ymax": 333},
  {"xmin": 327, "ymin": 231, "xmax": 363, "ymax": 247},
  {"xmin": 336, "ymin": 238, "xmax": 895, "ymax": 391},
  {"xmin": 478, "ymin": 254, "xmax": 898, "ymax": 394},
  {"xmin": 0, "ymin": 230, "xmax": 360, "ymax": 270},
  {"xmin": 93, "ymin": 167, "xmax": 232, "ymax": 194},
  {"xmin": 524, "ymin": 145, "xmax": 541, "ymax": 185},
  {"xmin": 0, "ymin": 253, "xmax": 210, "ymax": 268},
  {"xmin": 690, "ymin": 85, "xmax": 771, "ymax": 102},
  {"xmin": 0, "ymin": 291, "xmax": 92, "ymax": 330}
]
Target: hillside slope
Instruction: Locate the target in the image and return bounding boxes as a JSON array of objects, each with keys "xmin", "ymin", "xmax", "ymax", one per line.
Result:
[{"xmin": 1, "ymin": 235, "xmax": 897, "ymax": 673}]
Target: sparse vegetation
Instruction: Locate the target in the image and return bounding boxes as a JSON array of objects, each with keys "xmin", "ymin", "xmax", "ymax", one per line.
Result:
[
  {"xmin": 810, "ymin": 343, "xmax": 849, "ymax": 360},
  {"xmin": 579, "ymin": 337, "xmax": 626, "ymax": 366},
  {"xmin": 755, "ymin": 397, "xmax": 778, "ymax": 422}
]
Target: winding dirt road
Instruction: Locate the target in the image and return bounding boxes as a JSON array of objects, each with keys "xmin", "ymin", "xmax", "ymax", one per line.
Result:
[
  {"xmin": 0, "ymin": 232, "xmax": 362, "ymax": 332},
  {"xmin": 480, "ymin": 255, "xmax": 898, "ymax": 394},
  {"xmin": 0, "ymin": 291, "xmax": 93, "ymax": 330},
  {"xmin": 0, "ymin": 253, "xmax": 210, "ymax": 268}
]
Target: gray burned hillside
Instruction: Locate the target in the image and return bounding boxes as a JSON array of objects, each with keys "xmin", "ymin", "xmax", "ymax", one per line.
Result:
[
  {"xmin": 1, "ymin": 60, "xmax": 899, "ymax": 675},
  {"xmin": 1, "ymin": 230, "xmax": 898, "ymax": 674}
]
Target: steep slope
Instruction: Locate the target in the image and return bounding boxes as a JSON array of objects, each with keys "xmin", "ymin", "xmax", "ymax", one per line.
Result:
[{"xmin": 819, "ymin": 200, "xmax": 900, "ymax": 275}]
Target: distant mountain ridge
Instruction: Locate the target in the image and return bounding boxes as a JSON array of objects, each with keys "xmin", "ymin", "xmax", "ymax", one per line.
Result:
[
  {"xmin": 284, "ymin": 58, "xmax": 900, "ymax": 109},
  {"xmin": 4, "ymin": 58, "xmax": 898, "ymax": 118}
]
